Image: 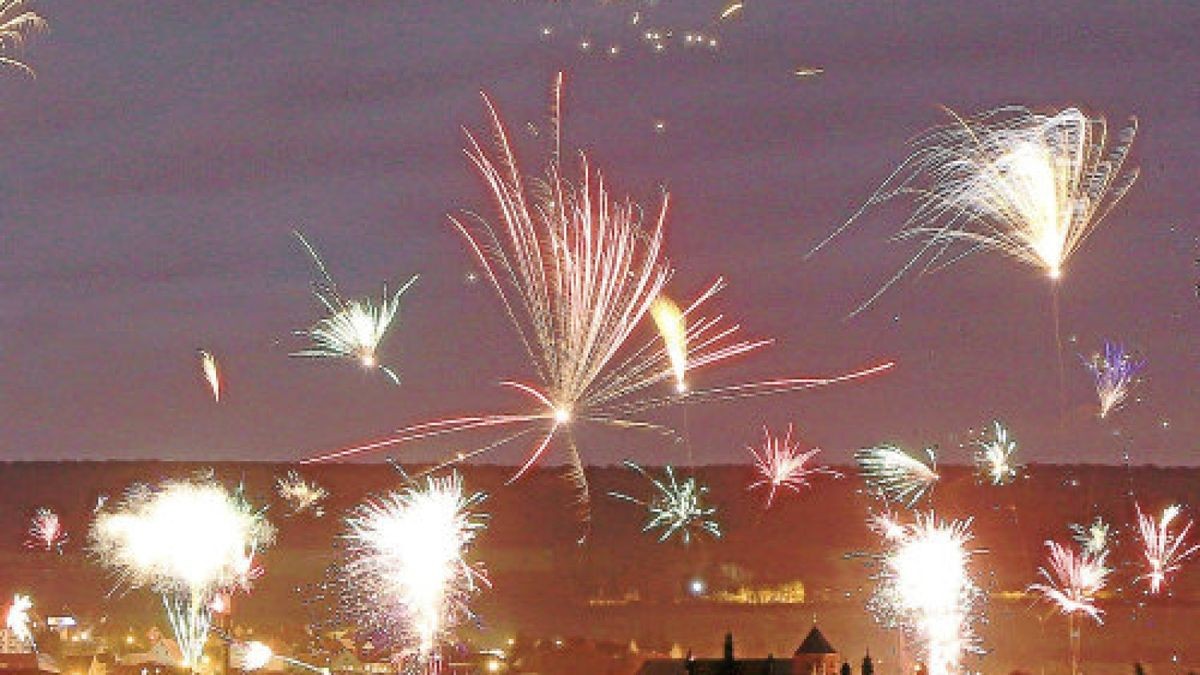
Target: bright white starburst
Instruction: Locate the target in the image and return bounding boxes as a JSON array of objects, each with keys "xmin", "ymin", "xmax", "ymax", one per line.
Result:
[
  {"xmin": 5, "ymin": 594, "xmax": 33, "ymax": 648},
  {"xmin": 867, "ymin": 513, "xmax": 984, "ymax": 675},
  {"xmin": 1135, "ymin": 503, "xmax": 1200, "ymax": 595},
  {"xmin": 89, "ymin": 477, "xmax": 275, "ymax": 666},
  {"xmin": 811, "ymin": 106, "xmax": 1138, "ymax": 315},
  {"xmin": 340, "ymin": 473, "xmax": 489, "ymax": 664},
  {"xmin": 747, "ymin": 425, "xmax": 840, "ymax": 508},
  {"xmin": 291, "ymin": 231, "xmax": 418, "ymax": 385},
  {"xmin": 610, "ymin": 462, "xmax": 720, "ymax": 544}
]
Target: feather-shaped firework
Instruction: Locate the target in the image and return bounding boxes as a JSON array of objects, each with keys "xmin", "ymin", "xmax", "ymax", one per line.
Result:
[
  {"xmin": 609, "ymin": 461, "xmax": 720, "ymax": 544},
  {"xmin": 811, "ymin": 106, "xmax": 1138, "ymax": 315},
  {"xmin": 197, "ymin": 349, "xmax": 221, "ymax": 402},
  {"xmin": 291, "ymin": 231, "xmax": 418, "ymax": 385},
  {"xmin": 856, "ymin": 444, "xmax": 939, "ymax": 508},
  {"xmin": 0, "ymin": 1, "xmax": 45, "ymax": 77}
]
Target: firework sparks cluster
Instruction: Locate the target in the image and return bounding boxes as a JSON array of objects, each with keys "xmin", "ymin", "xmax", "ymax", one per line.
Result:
[
  {"xmin": 747, "ymin": 425, "xmax": 840, "ymax": 508},
  {"xmin": 339, "ymin": 473, "xmax": 488, "ymax": 666},
  {"xmin": 3, "ymin": 5, "xmax": 1195, "ymax": 673},
  {"xmin": 867, "ymin": 513, "xmax": 984, "ymax": 675},
  {"xmin": 89, "ymin": 477, "xmax": 275, "ymax": 666},
  {"xmin": 609, "ymin": 462, "xmax": 721, "ymax": 545}
]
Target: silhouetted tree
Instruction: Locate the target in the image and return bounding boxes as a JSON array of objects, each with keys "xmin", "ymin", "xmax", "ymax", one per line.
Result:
[
  {"xmin": 1134, "ymin": 664, "xmax": 1147, "ymax": 675},
  {"xmin": 861, "ymin": 651, "xmax": 874, "ymax": 675},
  {"xmin": 841, "ymin": 661, "xmax": 852, "ymax": 675}
]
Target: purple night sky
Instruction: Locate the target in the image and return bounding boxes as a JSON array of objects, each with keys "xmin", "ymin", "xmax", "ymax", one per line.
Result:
[{"xmin": 0, "ymin": 1, "xmax": 1195, "ymax": 465}]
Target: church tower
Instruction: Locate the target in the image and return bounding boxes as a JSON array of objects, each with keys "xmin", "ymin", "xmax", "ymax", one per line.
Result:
[{"xmin": 791, "ymin": 625, "xmax": 840, "ymax": 675}]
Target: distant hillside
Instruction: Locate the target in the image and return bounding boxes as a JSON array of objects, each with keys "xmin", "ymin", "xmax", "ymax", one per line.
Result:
[{"xmin": 0, "ymin": 461, "xmax": 1197, "ymax": 669}]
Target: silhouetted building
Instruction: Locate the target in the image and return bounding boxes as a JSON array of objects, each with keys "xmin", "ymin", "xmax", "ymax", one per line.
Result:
[{"xmin": 635, "ymin": 626, "xmax": 842, "ymax": 675}]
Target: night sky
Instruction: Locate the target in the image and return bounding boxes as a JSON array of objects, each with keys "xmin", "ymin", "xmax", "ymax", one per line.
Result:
[{"xmin": 0, "ymin": 1, "xmax": 1195, "ymax": 464}]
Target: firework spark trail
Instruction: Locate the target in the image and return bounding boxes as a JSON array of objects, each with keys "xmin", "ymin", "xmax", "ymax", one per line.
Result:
[
  {"xmin": 1030, "ymin": 541, "xmax": 1110, "ymax": 623},
  {"xmin": 650, "ymin": 296, "xmax": 688, "ymax": 393},
  {"xmin": 197, "ymin": 349, "xmax": 221, "ymax": 402},
  {"xmin": 747, "ymin": 425, "xmax": 840, "ymax": 508},
  {"xmin": 5, "ymin": 595, "xmax": 33, "ymax": 648},
  {"xmin": 89, "ymin": 477, "xmax": 275, "ymax": 667},
  {"xmin": 810, "ymin": 106, "xmax": 1138, "ymax": 316},
  {"xmin": 26, "ymin": 507, "xmax": 66, "ymax": 553},
  {"xmin": 340, "ymin": 473, "xmax": 488, "ymax": 666},
  {"xmin": 0, "ymin": 1, "xmax": 45, "ymax": 77},
  {"xmin": 1070, "ymin": 516, "xmax": 1113, "ymax": 556},
  {"xmin": 973, "ymin": 421, "xmax": 1020, "ymax": 486},
  {"xmin": 867, "ymin": 513, "xmax": 984, "ymax": 675},
  {"xmin": 275, "ymin": 471, "xmax": 329, "ymax": 517},
  {"xmin": 609, "ymin": 461, "xmax": 720, "ymax": 544},
  {"xmin": 1135, "ymin": 503, "xmax": 1200, "ymax": 595},
  {"xmin": 1082, "ymin": 341, "xmax": 1145, "ymax": 419},
  {"xmin": 291, "ymin": 231, "xmax": 418, "ymax": 385},
  {"xmin": 856, "ymin": 444, "xmax": 939, "ymax": 508},
  {"xmin": 300, "ymin": 74, "xmax": 894, "ymax": 524}
]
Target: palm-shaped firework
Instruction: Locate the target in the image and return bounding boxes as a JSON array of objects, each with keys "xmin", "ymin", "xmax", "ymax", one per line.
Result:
[
  {"xmin": 291, "ymin": 231, "xmax": 418, "ymax": 385},
  {"xmin": 300, "ymin": 75, "xmax": 893, "ymax": 531},
  {"xmin": 746, "ymin": 425, "xmax": 840, "ymax": 508},
  {"xmin": 1134, "ymin": 503, "xmax": 1199, "ymax": 595},
  {"xmin": 811, "ymin": 106, "xmax": 1138, "ymax": 316},
  {"xmin": 609, "ymin": 461, "xmax": 720, "ymax": 544}
]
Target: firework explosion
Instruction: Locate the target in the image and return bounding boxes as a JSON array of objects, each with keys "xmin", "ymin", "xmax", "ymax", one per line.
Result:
[
  {"xmin": 972, "ymin": 421, "xmax": 1021, "ymax": 486},
  {"xmin": 1030, "ymin": 540, "xmax": 1111, "ymax": 675},
  {"xmin": 1134, "ymin": 503, "xmax": 1200, "ymax": 595},
  {"xmin": 1070, "ymin": 516, "xmax": 1114, "ymax": 556},
  {"xmin": 276, "ymin": 471, "xmax": 328, "ymax": 517},
  {"xmin": 609, "ymin": 461, "xmax": 720, "ymax": 545},
  {"xmin": 340, "ymin": 473, "xmax": 488, "ymax": 666},
  {"xmin": 5, "ymin": 594, "xmax": 33, "ymax": 648},
  {"xmin": 1030, "ymin": 541, "xmax": 1111, "ymax": 623},
  {"xmin": 292, "ymin": 231, "xmax": 419, "ymax": 385},
  {"xmin": 867, "ymin": 513, "xmax": 984, "ymax": 675},
  {"xmin": 89, "ymin": 477, "xmax": 275, "ymax": 666},
  {"xmin": 197, "ymin": 349, "xmax": 221, "ymax": 402},
  {"xmin": 1082, "ymin": 341, "xmax": 1145, "ymax": 419},
  {"xmin": 746, "ymin": 425, "xmax": 840, "ymax": 508},
  {"xmin": 26, "ymin": 507, "xmax": 66, "ymax": 553},
  {"xmin": 855, "ymin": 444, "xmax": 939, "ymax": 508},
  {"xmin": 649, "ymin": 295, "xmax": 688, "ymax": 394},
  {"xmin": 0, "ymin": 0, "xmax": 45, "ymax": 76},
  {"xmin": 301, "ymin": 75, "xmax": 894, "ymax": 528},
  {"xmin": 811, "ymin": 106, "xmax": 1138, "ymax": 315}
]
